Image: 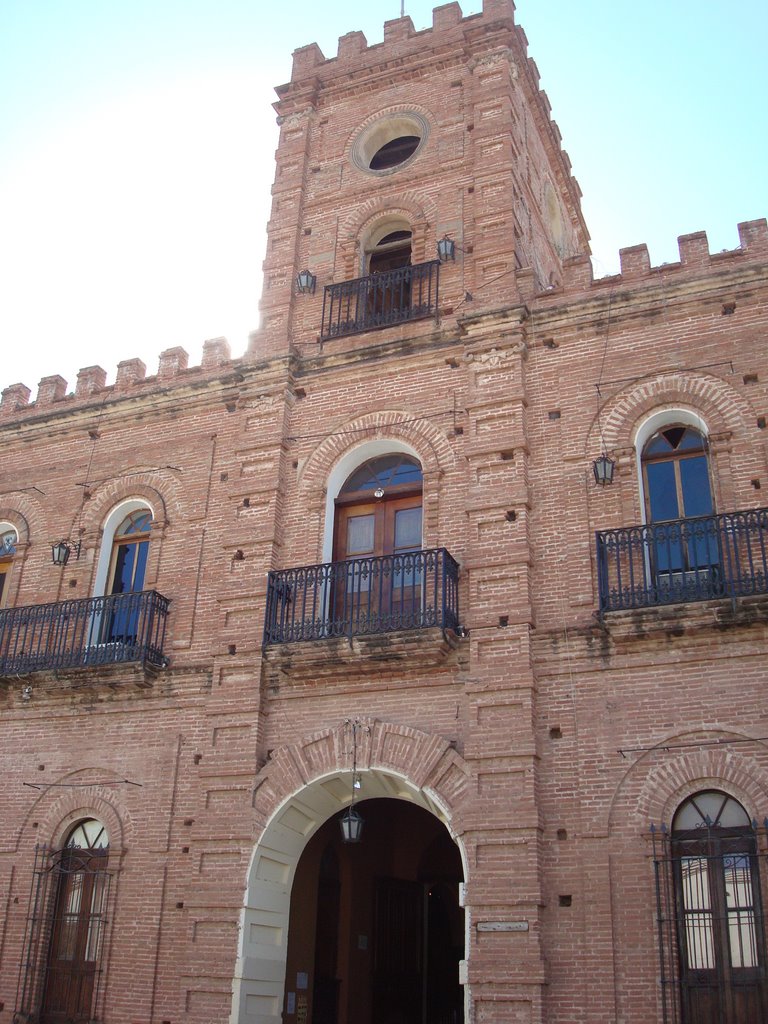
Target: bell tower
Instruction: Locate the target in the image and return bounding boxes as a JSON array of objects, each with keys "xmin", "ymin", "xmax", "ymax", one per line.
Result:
[{"xmin": 250, "ymin": 0, "xmax": 589, "ymax": 360}]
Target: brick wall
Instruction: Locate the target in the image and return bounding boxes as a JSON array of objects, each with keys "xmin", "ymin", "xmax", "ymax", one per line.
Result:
[{"xmin": 0, "ymin": 2, "xmax": 766, "ymax": 1023}]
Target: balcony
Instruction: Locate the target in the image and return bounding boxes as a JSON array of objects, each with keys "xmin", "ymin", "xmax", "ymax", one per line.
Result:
[
  {"xmin": 263, "ymin": 548, "xmax": 459, "ymax": 650},
  {"xmin": 0, "ymin": 590, "xmax": 170, "ymax": 677},
  {"xmin": 320, "ymin": 260, "xmax": 440, "ymax": 341},
  {"xmin": 596, "ymin": 509, "xmax": 768, "ymax": 613}
]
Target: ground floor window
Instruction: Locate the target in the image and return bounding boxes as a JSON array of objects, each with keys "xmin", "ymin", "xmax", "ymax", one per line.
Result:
[
  {"xmin": 652, "ymin": 791, "xmax": 768, "ymax": 1024},
  {"xmin": 16, "ymin": 819, "xmax": 112, "ymax": 1024}
]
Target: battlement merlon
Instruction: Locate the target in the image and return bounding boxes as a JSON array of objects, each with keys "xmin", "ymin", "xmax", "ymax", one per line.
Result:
[
  {"xmin": 0, "ymin": 337, "xmax": 234, "ymax": 418},
  {"xmin": 517, "ymin": 218, "xmax": 768, "ymax": 302},
  {"xmin": 272, "ymin": 0, "xmax": 587, "ymax": 253},
  {"xmin": 282, "ymin": 1, "xmax": 516, "ymax": 91}
]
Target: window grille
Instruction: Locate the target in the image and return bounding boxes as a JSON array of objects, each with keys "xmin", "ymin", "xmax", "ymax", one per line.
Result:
[
  {"xmin": 650, "ymin": 821, "xmax": 768, "ymax": 1023},
  {"xmin": 15, "ymin": 843, "xmax": 114, "ymax": 1023}
]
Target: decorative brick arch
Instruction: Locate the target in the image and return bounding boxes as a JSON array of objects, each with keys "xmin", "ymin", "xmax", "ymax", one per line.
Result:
[
  {"xmin": 84, "ymin": 469, "xmax": 185, "ymax": 534},
  {"xmin": 602, "ymin": 732, "xmax": 768, "ymax": 1024},
  {"xmin": 78, "ymin": 470, "xmax": 183, "ymax": 595},
  {"xmin": 230, "ymin": 718, "xmax": 470, "ymax": 1024},
  {"xmin": 0, "ymin": 495, "xmax": 41, "ymax": 606},
  {"xmin": 9, "ymin": 767, "xmax": 131, "ymax": 856},
  {"xmin": 607, "ymin": 729, "xmax": 768, "ymax": 834},
  {"xmin": 587, "ymin": 370, "xmax": 753, "ymax": 456},
  {"xmin": 0, "ymin": 501, "xmax": 34, "ymax": 546},
  {"xmin": 585, "ymin": 370, "xmax": 763, "ymax": 519},
  {"xmin": 338, "ymin": 190, "xmax": 437, "ymax": 274},
  {"xmin": 297, "ymin": 409, "xmax": 455, "ymax": 559}
]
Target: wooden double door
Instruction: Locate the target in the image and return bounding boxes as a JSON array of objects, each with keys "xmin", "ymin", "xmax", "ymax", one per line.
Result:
[
  {"xmin": 41, "ymin": 847, "xmax": 110, "ymax": 1023},
  {"xmin": 333, "ymin": 496, "xmax": 423, "ymax": 630}
]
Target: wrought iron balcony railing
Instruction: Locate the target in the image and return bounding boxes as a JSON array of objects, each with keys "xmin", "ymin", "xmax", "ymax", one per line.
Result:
[
  {"xmin": 596, "ymin": 508, "xmax": 768, "ymax": 613},
  {"xmin": 320, "ymin": 260, "xmax": 440, "ymax": 340},
  {"xmin": 0, "ymin": 590, "xmax": 169, "ymax": 675},
  {"xmin": 263, "ymin": 548, "xmax": 459, "ymax": 645}
]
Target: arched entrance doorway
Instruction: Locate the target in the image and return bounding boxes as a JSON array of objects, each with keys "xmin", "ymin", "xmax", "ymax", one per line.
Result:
[
  {"xmin": 230, "ymin": 760, "xmax": 468, "ymax": 1024},
  {"xmin": 284, "ymin": 798, "xmax": 464, "ymax": 1024}
]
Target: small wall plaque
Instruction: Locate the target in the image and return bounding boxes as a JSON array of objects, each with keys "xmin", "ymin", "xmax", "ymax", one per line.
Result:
[{"xmin": 476, "ymin": 921, "xmax": 529, "ymax": 932}]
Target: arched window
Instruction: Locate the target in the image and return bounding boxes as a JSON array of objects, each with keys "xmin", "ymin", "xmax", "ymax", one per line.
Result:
[
  {"xmin": 641, "ymin": 425, "xmax": 718, "ymax": 587},
  {"xmin": 32, "ymin": 819, "xmax": 111, "ymax": 1024},
  {"xmin": 367, "ymin": 229, "xmax": 412, "ymax": 274},
  {"xmin": 331, "ymin": 454, "xmax": 424, "ymax": 630},
  {"xmin": 671, "ymin": 791, "xmax": 767, "ymax": 1022},
  {"xmin": 334, "ymin": 454, "xmax": 423, "ymax": 564},
  {"xmin": 363, "ymin": 221, "xmax": 414, "ymax": 325},
  {"xmin": 642, "ymin": 425, "xmax": 714, "ymax": 524},
  {"xmin": 108, "ymin": 508, "xmax": 152, "ymax": 597},
  {"xmin": 91, "ymin": 506, "xmax": 153, "ymax": 646},
  {"xmin": 0, "ymin": 525, "xmax": 17, "ymax": 608}
]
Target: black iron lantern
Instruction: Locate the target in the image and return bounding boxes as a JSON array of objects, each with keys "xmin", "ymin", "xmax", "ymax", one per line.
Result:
[
  {"xmin": 296, "ymin": 269, "xmax": 317, "ymax": 295},
  {"xmin": 436, "ymin": 237, "xmax": 456, "ymax": 263},
  {"xmin": 339, "ymin": 805, "xmax": 364, "ymax": 844},
  {"xmin": 51, "ymin": 540, "xmax": 72, "ymax": 566},
  {"xmin": 593, "ymin": 453, "xmax": 616, "ymax": 486}
]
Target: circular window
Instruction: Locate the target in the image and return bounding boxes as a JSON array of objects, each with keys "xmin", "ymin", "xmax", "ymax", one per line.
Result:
[{"xmin": 352, "ymin": 112, "xmax": 429, "ymax": 175}]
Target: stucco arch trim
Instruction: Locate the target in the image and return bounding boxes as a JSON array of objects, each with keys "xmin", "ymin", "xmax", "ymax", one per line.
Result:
[
  {"xmin": 607, "ymin": 730, "xmax": 768, "ymax": 834},
  {"xmin": 589, "ymin": 371, "xmax": 752, "ymax": 457},
  {"xmin": 299, "ymin": 410, "xmax": 454, "ymax": 496},
  {"xmin": 343, "ymin": 102, "xmax": 437, "ymax": 165},
  {"xmin": 230, "ymin": 719, "xmax": 469, "ymax": 1024},
  {"xmin": 298, "ymin": 411, "xmax": 455, "ymax": 560}
]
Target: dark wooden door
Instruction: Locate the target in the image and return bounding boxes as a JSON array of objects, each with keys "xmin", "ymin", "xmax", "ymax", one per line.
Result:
[
  {"xmin": 373, "ymin": 878, "xmax": 425, "ymax": 1024},
  {"xmin": 333, "ymin": 497, "xmax": 423, "ymax": 630},
  {"xmin": 675, "ymin": 831, "xmax": 767, "ymax": 1024},
  {"xmin": 41, "ymin": 847, "xmax": 110, "ymax": 1024}
]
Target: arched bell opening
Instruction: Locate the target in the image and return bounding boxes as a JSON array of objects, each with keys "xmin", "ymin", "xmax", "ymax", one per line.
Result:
[{"xmin": 284, "ymin": 798, "xmax": 464, "ymax": 1024}]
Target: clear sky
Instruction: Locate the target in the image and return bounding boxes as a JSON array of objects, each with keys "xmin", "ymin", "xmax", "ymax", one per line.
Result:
[{"xmin": 1, "ymin": 1, "xmax": 765, "ymax": 394}]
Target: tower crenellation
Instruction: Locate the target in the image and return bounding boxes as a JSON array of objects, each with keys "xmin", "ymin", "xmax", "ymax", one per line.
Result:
[{"xmin": 251, "ymin": 0, "xmax": 592, "ymax": 362}]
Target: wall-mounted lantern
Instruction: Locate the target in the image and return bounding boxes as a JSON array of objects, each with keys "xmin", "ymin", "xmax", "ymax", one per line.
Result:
[
  {"xmin": 592, "ymin": 454, "xmax": 616, "ymax": 486},
  {"xmin": 296, "ymin": 269, "xmax": 317, "ymax": 294},
  {"xmin": 436, "ymin": 236, "xmax": 456, "ymax": 263},
  {"xmin": 51, "ymin": 539, "xmax": 81, "ymax": 566}
]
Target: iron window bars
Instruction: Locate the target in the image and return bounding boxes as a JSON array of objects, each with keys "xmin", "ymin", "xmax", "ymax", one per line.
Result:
[
  {"xmin": 650, "ymin": 821, "xmax": 768, "ymax": 1024},
  {"xmin": 320, "ymin": 260, "xmax": 440, "ymax": 340},
  {"xmin": 15, "ymin": 843, "xmax": 114, "ymax": 1024},
  {"xmin": 596, "ymin": 509, "xmax": 768, "ymax": 613},
  {"xmin": 263, "ymin": 548, "xmax": 459, "ymax": 645},
  {"xmin": 0, "ymin": 590, "xmax": 169, "ymax": 676}
]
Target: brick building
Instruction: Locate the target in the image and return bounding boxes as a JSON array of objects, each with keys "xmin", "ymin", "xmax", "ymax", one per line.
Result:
[{"xmin": 1, "ymin": 2, "xmax": 767, "ymax": 1023}]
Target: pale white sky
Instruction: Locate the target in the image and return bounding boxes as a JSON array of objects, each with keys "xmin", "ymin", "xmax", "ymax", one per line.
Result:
[{"xmin": 0, "ymin": 1, "xmax": 765, "ymax": 394}]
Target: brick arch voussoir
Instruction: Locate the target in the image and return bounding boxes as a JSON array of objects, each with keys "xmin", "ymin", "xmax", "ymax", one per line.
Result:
[
  {"xmin": 253, "ymin": 718, "xmax": 470, "ymax": 831},
  {"xmin": 587, "ymin": 372, "xmax": 752, "ymax": 456},
  {"xmin": 0, "ymin": 496, "xmax": 37, "ymax": 545},
  {"xmin": 607, "ymin": 731, "xmax": 768, "ymax": 835},
  {"xmin": 340, "ymin": 193, "xmax": 434, "ymax": 242},
  {"xmin": 298, "ymin": 410, "xmax": 455, "ymax": 497},
  {"xmin": 10, "ymin": 769, "xmax": 132, "ymax": 855},
  {"xmin": 83, "ymin": 470, "xmax": 184, "ymax": 535}
]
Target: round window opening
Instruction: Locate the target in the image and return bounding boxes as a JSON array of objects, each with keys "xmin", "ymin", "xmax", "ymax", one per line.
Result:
[{"xmin": 352, "ymin": 113, "xmax": 429, "ymax": 175}]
